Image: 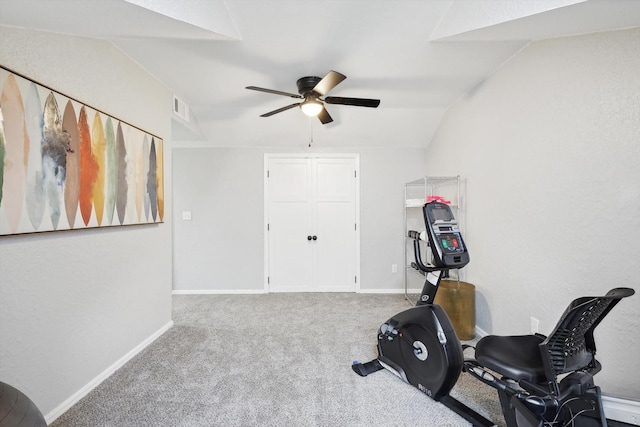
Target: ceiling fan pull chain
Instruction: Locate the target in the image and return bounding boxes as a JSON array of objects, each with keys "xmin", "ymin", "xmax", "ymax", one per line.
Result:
[{"xmin": 309, "ymin": 118, "xmax": 313, "ymax": 148}]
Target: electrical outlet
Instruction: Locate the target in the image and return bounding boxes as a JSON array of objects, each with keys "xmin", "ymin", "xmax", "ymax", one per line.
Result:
[
  {"xmin": 391, "ymin": 264, "xmax": 398, "ymax": 273},
  {"xmin": 530, "ymin": 317, "xmax": 539, "ymax": 334}
]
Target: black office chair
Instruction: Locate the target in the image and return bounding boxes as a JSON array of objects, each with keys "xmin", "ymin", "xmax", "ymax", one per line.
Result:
[{"xmin": 465, "ymin": 287, "xmax": 635, "ymax": 427}]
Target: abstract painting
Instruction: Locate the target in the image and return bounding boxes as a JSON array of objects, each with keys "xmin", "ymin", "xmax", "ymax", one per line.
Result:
[{"xmin": 0, "ymin": 65, "xmax": 164, "ymax": 236}]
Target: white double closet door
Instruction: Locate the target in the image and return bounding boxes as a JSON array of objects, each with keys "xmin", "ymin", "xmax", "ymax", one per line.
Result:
[{"xmin": 265, "ymin": 154, "xmax": 359, "ymax": 292}]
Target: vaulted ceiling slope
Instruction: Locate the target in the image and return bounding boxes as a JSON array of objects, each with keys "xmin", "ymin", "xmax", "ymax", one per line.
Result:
[{"xmin": 1, "ymin": 0, "xmax": 639, "ymax": 147}]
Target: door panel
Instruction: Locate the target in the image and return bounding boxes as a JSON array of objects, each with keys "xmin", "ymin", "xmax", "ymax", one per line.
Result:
[
  {"xmin": 314, "ymin": 158, "xmax": 356, "ymax": 291},
  {"xmin": 315, "ymin": 201, "xmax": 355, "ymax": 291},
  {"xmin": 315, "ymin": 159, "xmax": 354, "ymax": 200},
  {"xmin": 268, "ymin": 159, "xmax": 312, "ymax": 291},
  {"xmin": 270, "ymin": 159, "xmax": 309, "ymax": 200},
  {"xmin": 269, "ymin": 201, "xmax": 312, "ymax": 291}
]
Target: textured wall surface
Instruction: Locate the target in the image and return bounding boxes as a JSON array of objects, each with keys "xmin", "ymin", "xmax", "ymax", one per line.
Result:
[
  {"xmin": 172, "ymin": 146, "xmax": 428, "ymax": 292},
  {"xmin": 425, "ymin": 28, "xmax": 640, "ymax": 398},
  {"xmin": 0, "ymin": 26, "xmax": 173, "ymax": 418}
]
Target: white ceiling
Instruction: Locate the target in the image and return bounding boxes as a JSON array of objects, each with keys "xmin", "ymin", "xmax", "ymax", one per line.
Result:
[{"xmin": 1, "ymin": 0, "xmax": 639, "ymax": 148}]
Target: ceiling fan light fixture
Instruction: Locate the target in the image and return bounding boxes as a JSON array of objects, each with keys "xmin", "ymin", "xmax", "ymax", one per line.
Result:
[{"xmin": 300, "ymin": 98, "xmax": 323, "ymax": 117}]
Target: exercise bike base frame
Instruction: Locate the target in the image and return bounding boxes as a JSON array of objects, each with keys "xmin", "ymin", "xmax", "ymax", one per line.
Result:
[{"xmin": 439, "ymin": 395, "xmax": 497, "ymax": 427}]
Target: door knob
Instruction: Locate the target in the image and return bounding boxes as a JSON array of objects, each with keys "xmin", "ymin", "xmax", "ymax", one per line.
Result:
[
  {"xmin": 307, "ymin": 235, "xmax": 312, "ymax": 241},
  {"xmin": 312, "ymin": 235, "xmax": 317, "ymax": 241}
]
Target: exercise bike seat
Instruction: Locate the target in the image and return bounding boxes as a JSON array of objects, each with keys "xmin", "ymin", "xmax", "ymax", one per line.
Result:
[
  {"xmin": 475, "ymin": 335, "xmax": 546, "ymax": 383},
  {"xmin": 474, "ymin": 287, "xmax": 635, "ymax": 386}
]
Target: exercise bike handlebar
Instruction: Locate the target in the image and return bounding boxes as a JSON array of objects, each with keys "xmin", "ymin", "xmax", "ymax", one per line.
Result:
[
  {"xmin": 408, "ymin": 229, "xmax": 442, "ymax": 273},
  {"xmin": 411, "ymin": 236, "xmax": 441, "ymax": 273}
]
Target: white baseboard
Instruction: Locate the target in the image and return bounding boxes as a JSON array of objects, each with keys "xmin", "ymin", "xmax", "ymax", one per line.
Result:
[
  {"xmin": 44, "ymin": 321, "xmax": 174, "ymax": 424},
  {"xmin": 172, "ymin": 289, "xmax": 267, "ymax": 295},
  {"xmin": 603, "ymin": 395, "xmax": 640, "ymax": 425},
  {"xmin": 178, "ymin": 288, "xmax": 419, "ymax": 295},
  {"xmin": 357, "ymin": 288, "xmax": 423, "ymax": 294}
]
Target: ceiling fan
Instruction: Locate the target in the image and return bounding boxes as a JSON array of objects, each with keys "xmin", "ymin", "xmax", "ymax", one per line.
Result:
[{"xmin": 245, "ymin": 70, "xmax": 380, "ymax": 124}]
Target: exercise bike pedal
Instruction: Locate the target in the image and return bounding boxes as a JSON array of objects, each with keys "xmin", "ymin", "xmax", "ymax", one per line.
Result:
[{"xmin": 352, "ymin": 360, "xmax": 383, "ymax": 377}]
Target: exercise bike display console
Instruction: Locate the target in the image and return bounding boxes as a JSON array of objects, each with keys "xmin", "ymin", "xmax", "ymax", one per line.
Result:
[
  {"xmin": 352, "ymin": 201, "xmax": 635, "ymax": 427},
  {"xmin": 423, "ymin": 201, "xmax": 468, "ymax": 269}
]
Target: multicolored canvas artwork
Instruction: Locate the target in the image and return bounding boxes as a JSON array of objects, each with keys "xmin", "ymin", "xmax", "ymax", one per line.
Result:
[{"xmin": 0, "ymin": 66, "xmax": 164, "ymax": 236}]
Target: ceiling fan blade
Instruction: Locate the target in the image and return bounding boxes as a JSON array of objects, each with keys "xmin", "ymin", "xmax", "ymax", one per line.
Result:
[
  {"xmin": 317, "ymin": 106, "xmax": 333, "ymax": 124},
  {"xmin": 324, "ymin": 96, "xmax": 380, "ymax": 108},
  {"xmin": 312, "ymin": 70, "xmax": 346, "ymax": 96},
  {"xmin": 260, "ymin": 103, "xmax": 301, "ymax": 117},
  {"xmin": 246, "ymin": 86, "xmax": 303, "ymax": 99}
]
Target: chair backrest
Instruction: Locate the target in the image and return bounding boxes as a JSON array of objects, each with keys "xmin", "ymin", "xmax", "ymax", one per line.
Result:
[{"xmin": 539, "ymin": 287, "xmax": 634, "ymax": 385}]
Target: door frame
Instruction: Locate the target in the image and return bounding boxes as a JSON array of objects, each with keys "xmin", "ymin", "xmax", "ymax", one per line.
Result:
[{"xmin": 264, "ymin": 153, "xmax": 360, "ymax": 293}]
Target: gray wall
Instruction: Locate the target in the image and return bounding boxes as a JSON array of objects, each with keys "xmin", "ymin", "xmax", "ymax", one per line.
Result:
[
  {"xmin": 172, "ymin": 146, "xmax": 427, "ymax": 292},
  {"xmin": 425, "ymin": 29, "xmax": 640, "ymax": 398},
  {"xmin": 0, "ymin": 27, "xmax": 173, "ymax": 419}
]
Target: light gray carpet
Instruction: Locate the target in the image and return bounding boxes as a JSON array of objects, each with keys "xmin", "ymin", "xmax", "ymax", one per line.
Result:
[{"xmin": 51, "ymin": 293, "xmax": 506, "ymax": 427}]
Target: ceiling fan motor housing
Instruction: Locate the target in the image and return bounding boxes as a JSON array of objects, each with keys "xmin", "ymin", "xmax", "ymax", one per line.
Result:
[{"xmin": 296, "ymin": 76, "xmax": 322, "ymax": 96}]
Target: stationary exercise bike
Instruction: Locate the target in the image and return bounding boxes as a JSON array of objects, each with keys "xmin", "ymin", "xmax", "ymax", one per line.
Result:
[{"xmin": 352, "ymin": 201, "xmax": 634, "ymax": 427}]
